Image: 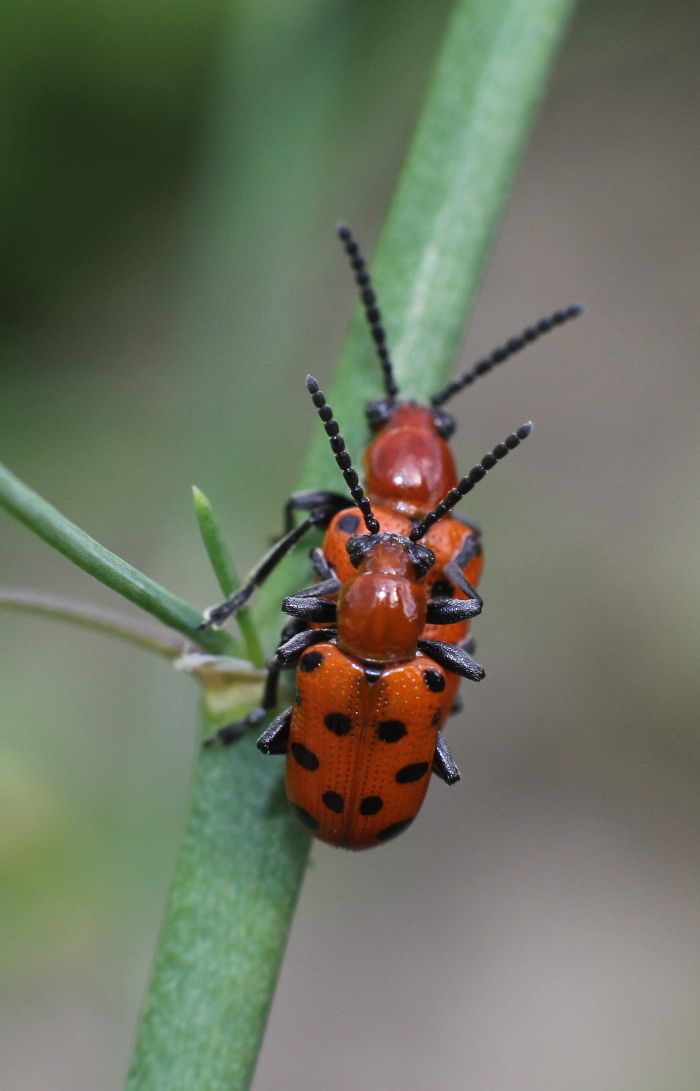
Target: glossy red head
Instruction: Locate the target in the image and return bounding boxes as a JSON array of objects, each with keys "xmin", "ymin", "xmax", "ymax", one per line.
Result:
[
  {"xmin": 336, "ymin": 535, "xmax": 433, "ymax": 664},
  {"xmin": 363, "ymin": 403, "xmax": 458, "ymax": 518}
]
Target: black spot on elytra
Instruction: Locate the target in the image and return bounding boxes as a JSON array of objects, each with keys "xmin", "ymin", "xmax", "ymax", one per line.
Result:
[
  {"xmin": 376, "ymin": 720, "xmax": 407, "ymax": 743},
  {"xmin": 322, "ymin": 790, "xmax": 344, "ymax": 813},
  {"xmin": 423, "ymin": 669, "xmax": 446, "ymax": 692},
  {"xmin": 300, "ymin": 651, "xmax": 324, "ymax": 672},
  {"xmin": 376, "ymin": 817, "xmax": 414, "ymax": 842},
  {"xmin": 396, "ymin": 761, "xmax": 429, "ymax": 784},
  {"xmin": 291, "ymin": 742, "xmax": 319, "ymax": 771},
  {"xmin": 338, "ymin": 513, "xmax": 360, "ymax": 534},
  {"xmin": 432, "ymin": 710, "xmax": 441, "ymax": 726},
  {"xmin": 325, "ymin": 712, "xmax": 353, "ymax": 736},
  {"xmin": 359, "ymin": 795, "xmax": 383, "ymax": 815},
  {"xmin": 289, "ymin": 802, "xmax": 319, "ymax": 830},
  {"xmin": 431, "ymin": 580, "xmax": 454, "ymax": 598}
]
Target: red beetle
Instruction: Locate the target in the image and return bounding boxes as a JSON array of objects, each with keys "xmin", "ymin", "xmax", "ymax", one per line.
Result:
[
  {"xmin": 201, "ymin": 226, "xmax": 580, "ymax": 636},
  {"xmin": 250, "ymin": 382, "xmax": 532, "ymax": 848},
  {"xmin": 206, "ymin": 380, "xmax": 532, "ymax": 849}
]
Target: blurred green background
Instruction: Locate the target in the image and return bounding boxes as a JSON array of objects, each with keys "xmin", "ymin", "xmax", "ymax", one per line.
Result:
[{"xmin": 2, "ymin": 0, "xmax": 700, "ymax": 1087}]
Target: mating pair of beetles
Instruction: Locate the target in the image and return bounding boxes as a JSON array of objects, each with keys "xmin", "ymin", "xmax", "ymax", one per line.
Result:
[{"xmin": 200, "ymin": 226, "xmax": 581, "ymax": 850}]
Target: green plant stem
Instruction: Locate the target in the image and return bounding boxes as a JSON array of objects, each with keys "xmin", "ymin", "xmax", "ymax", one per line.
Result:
[
  {"xmin": 0, "ymin": 461, "xmax": 236, "ymax": 656},
  {"xmin": 127, "ymin": 708, "xmax": 309, "ymax": 1091},
  {"xmin": 192, "ymin": 487, "xmax": 266, "ymax": 668},
  {"xmin": 0, "ymin": 587, "xmax": 188, "ymax": 658},
  {"xmin": 128, "ymin": 1, "xmax": 577, "ymax": 1089}
]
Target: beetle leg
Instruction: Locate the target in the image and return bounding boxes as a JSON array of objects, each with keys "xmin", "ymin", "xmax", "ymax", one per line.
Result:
[
  {"xmin": 444, "ymin": 532, "xmax": 483, "ymax": 609},
  {"xmin": 425, "ymin": 597, "xmax": 482, "ymax": 625},
  {"xmin": 417, "ymin": 638, "xmax": 484, "ymax": 681},
  {"xmin": 283, "ymin": 490, "xmax": 350, "ymax": 534},
  {"xmin": 199, "ymin": 507, "xmax": 331, "ymax": 630},
  {"xmin": 291, "ymin": 576, "xmax": 341, "ymax": 600},
  {"xmin": 309, "ymin": 546, "xmax": 336, "ymax": 582},
  {"xmin": 202, "ymin": 654, "xmax": 286, "ymax": 747},
  {"xmin": 432, "ymin": 732, "xmax": 461, "ymax": 784},
  {"xmin": 283, "ymin": 594, "xmax": 337, "ymax": 622},
  {"xmin": 257, "ymin": 707, "xmax": 292, "ymax": 755},
  {"xmin": 201, "ymin": 618, "xmax": 307, "ymax": 748},
  {"xmin": 276, "ymin": 627, "xmax": 337, "ymax": 666}
]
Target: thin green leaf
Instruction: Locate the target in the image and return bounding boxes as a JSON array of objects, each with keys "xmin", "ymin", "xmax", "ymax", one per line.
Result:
[
  {"xmin": 0, "ymin": 461, "xmax": 236, "ymax": 656},
  {"xmin": 193, "ymin": 486, "xmax": 266, "ymax": 668},
  {"xmin": 129, "ymin": 1, "xmax": 577, "ymax": 1088}
]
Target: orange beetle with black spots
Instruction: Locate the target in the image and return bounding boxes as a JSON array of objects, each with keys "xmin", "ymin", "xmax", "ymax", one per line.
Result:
[
  {"xmin": 200, "ymin": 225, "xmax": 580, "ymax": 649},
  {"xmin": 240, "ymin": 380, "xmax": 533, "ymax": 849}
]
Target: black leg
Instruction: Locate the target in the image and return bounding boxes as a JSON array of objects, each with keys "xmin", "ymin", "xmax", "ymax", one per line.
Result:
[
  {"xmin": 283, "ymin": 593, "xmax": 337, "ymax": 622},
  {"xmin": 444, "ymin": 532, "xmax": 483, "ymax": 608},
  {"xmin": 284, "ymin": 490, "xmax": 350, "ymax": 534},
  {"xmin": 202, "ymin": 657, "xmax": 287, "ymax": 748},
  {"xmin": 289, "ymin": 576, "xmax": 341, "ymax": 600},
  {"xmin": 418, "ymin": 638, "xmax": 484, "ymax": 681},
  {"xmin": 200, "ymin": 507, "xmax": 331, "ymax": 629},
  {"xmin": 432, "ymin": 732, "xmax": 461, "ymax": 784},
  {"xmin": 309, "ymin": 546, "xmax": 335, "ymax": 582},
  {"xmin": 276, "ymin": 627, "xmax": 337, "ymax": 667},
  {"xmin": 426, "ymin": 597, "xmax": 481, "ymax": 625},
  {"xmin": 201, "ymin": 618, "xmax": 307, "ymax": 749},
  {"xmin": 257, "ymin": 707, "xmax": 292, "ymax": 755}
]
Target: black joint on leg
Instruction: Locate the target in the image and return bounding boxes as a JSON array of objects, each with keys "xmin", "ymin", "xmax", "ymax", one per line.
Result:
[
  {"xmin": 257, "ymin": 707, "xmax": 292, "ymax": 755},
  {"xmin": 444, "ymin": 562, "xmax": 482, "ymax": 612},
  {"xmin": 278, "ymin": 616, "xmax": 308, "ymax": 646},
  {"xmin": 199, "ymin": 585, "xmax": 252, "ymax": 630},
  {"xmin": 202, "ymin": 704, "xmax": 267, "ymax": 749},
  {"xmin": 282, "ymin": 595, "xmax": 337, "ymax": 622},
  {"xmin": 426, "ymin": 598, "xmax": 482, "ymax": 625},
  {"xmin": 276, "ymin": 627, "xmax": 337, "ymax": 666},
  {"xmin": 310, "ymin": 547, "xmax": 334, "ymax": 581},
  {"xmin": 418, "ymin": 638, "xmax": 485, "ymax": 681},
  {"xmin": 291, "ymin": 577, "xmax": 340, "ymax": 600},
  {"xmin": 432, "ymin": 732, "xmax": 461, "ymax": 784},
  {"xmin": 284, "ymin": 490, "xmax": 350, "ymax": 533}
]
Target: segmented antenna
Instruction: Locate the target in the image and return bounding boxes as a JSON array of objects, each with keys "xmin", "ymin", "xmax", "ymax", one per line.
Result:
[
  {"xmin": 430, "ymin": 305, "xmax": 583, "ymax": 408},
  {"xmin": 337, "ymin": 224, "xmax": 399, "ymax": 400},
  {"xmin": 409, "ymin": 423, "xmax": 533, "ymax": 541},
  {"xmin": 306, "ymin": 376, "xmax": 380, "ymax": 534}
]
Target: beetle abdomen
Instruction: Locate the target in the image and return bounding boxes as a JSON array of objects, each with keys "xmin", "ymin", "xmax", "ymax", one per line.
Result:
[{"xmin": 286, "ymin": 643, "xmax": 448, "ymax": 849}]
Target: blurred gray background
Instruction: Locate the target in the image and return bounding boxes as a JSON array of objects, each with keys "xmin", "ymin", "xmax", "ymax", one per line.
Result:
[{"xmin": 1, "ymin": 0, "xmax": 699, "ymax": 1087}]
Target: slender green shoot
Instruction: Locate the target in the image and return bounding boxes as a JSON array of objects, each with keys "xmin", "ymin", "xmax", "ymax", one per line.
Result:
[
  {"xmin": 192, "ymin": 487, "xmax": 265, "ymax": 668},
  {"xmin": 129, "ymin": 2, "xmax": 578, "ymax": 1089},
  {"xmin": 0, "ymin": 0, "xmax": 578, "ymax": 1086},
  {"xmin": 0, "ymin": 461, "xmax": 235, "ymax": 656},
  {"xmin": 0, "ymin": 587, "xmax": 187, "ymax": 658}
]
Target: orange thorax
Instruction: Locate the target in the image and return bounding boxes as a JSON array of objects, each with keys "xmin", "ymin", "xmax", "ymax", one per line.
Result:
[
  {"xmin": 336, "ymin": 539, "xmax": 426, "ymax": 664},
  {"xmin": 363, "ymin": 403, "xmax": 457, "ymax": 518}
]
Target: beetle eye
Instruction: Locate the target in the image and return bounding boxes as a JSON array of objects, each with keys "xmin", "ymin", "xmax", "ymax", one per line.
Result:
[
  {"xmin": 365, "ymin": 397, "xmax": 395, "ymax": 430},
  {"xmin": 431, "ymin": 408, "xmax": 456, "ymax": 439},
  {"xmin": 404, "ymin": 541, "xmax": 435, "ymax": 579},
  {"xmin": 346, "ymin": 533, "xmax": 376, "ymax": 568}
]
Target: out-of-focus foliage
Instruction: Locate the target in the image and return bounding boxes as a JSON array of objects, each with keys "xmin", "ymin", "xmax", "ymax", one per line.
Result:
[{"xmin": 0, "ymin": 0, "xmax": 224, "ymax": 324}]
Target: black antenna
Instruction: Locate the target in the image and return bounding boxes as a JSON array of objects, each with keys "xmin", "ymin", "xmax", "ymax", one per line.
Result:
[
  {"xmin": 430, "ymin": 305, "xmax": 583, "ymax": 408},
  {"xmin": 410, "ymin": 423, "xmax": 533, "ymax": 541},
  {"xmin": 337, "ymin": 224, "xmax": 399, "ymax": 400},
  {"xmin": 306, "ymin": 376, "xmax": 380, "ymax": 534}
]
